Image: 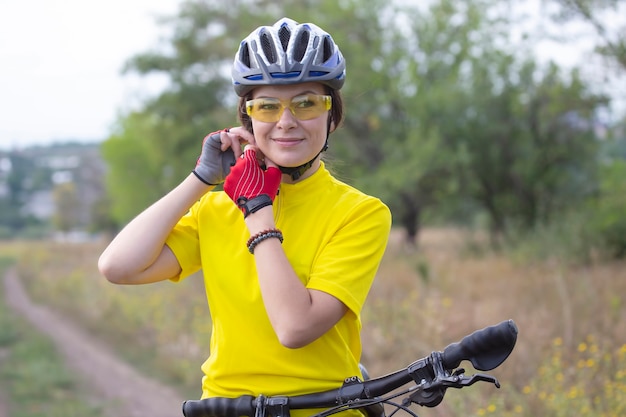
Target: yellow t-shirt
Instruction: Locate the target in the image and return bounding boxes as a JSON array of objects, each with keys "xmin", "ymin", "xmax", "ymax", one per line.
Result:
[{"xmin": 165, "ymin": 163, "xmax": 391, "ymax": 415}]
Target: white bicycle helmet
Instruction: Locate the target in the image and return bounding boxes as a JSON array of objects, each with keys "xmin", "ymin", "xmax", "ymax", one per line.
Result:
[{"xmin": 232, "ymin": 18, "xmax": 346, "ymax": 97}]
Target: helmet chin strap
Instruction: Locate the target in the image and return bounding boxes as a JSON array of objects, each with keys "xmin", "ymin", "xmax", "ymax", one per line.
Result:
[
  {"xmin": 277, "ymin": 118, "xmax": 332, "ymax": 181},
  {"xmin": 278, "ymin": 139, "xmax": 328, "ymax": 181}
]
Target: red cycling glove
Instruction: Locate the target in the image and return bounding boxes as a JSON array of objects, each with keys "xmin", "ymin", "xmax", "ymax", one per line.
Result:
[{"xmin": 223, "ymin": 148, "xmax": 282, "ymax": 217}]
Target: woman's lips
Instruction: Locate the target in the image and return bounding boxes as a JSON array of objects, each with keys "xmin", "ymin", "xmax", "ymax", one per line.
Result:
[{"xmin": 272, "ymin": 138, "xmax": 303, "ymax": 147}]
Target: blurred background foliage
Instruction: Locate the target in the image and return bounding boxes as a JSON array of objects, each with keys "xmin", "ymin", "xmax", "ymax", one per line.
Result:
[
  {"xmin": 0, "ymin": 0, "xmax": 624, "ymax": 259},
  {"xmin": 94, "ymin": 0, "xmax": 626, "ymax": 259}
]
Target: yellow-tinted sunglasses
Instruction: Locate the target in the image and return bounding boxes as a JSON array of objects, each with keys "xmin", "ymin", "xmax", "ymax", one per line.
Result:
[{"xmin": 245, "ymin": 94, "xmax": 332, "ymax": 123}]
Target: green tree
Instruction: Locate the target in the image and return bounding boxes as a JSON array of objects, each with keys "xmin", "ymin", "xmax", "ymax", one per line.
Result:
[
  {"xmin": 100, "ymin": 0, "xmax": 608, "ymax": 248},
  {"xmin": 52, "ymin": 182, "xmax": 80, "ymax": 234},
  {"xmin": 456, "ymin": 61, "xmax": 605, "ymax": 240},
  {"xmin": 102, "ymin": 1, "xmax": 250, "ymax": 223},
  {"xmin": 586, "ymin": 118, "xmax": 626, "ymax": 258},
  {"xmin": 101, "ymin": 112, "xmax": 171, "ymax": 224},
  {"xmin": 348, "ymin": 0, "xmax": 607, "ymax": 243},
  {"xmin": 334, "ymin": 0, "xmax": 516, "ymax": 242},
  {"xmin": 0, "ymin": 153, "xmax": 47, "ymax": 233},
  {"xmin": 547, "ymin": 0, "xmax": 626, "ymax": 70},
  {"xmin": 589, "ymin": 159, "xmax": 626, "ymax": 257}
]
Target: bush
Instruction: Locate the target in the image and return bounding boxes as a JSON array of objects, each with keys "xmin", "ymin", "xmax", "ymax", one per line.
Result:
[
  {"xmin": 590, "ymin": 160, "xmax": 626, "ymax": 258},
  {"xmin": 516, "ymin": 212, "xmax": 598, "ymax": 264}
]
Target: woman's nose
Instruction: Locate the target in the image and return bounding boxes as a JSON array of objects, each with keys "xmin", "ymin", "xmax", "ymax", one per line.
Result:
[{"xmin": 276, "ymin": 106, "xmax": 298, "ymax": 129}]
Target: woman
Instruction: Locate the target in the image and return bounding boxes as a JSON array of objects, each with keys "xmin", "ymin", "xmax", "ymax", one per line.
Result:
[{"xmin": 98, "ymin": 17, "xmax": 391, "ymax": 415}]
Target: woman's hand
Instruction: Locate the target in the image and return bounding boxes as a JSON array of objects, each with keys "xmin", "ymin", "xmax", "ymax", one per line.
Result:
[
  {"xmin": 223, "ymin": 147, "xmax": 281, "ymax": 217},
  {"xmin": 192, "ymin": 127, "xmax": 254, "ymax": 185}
]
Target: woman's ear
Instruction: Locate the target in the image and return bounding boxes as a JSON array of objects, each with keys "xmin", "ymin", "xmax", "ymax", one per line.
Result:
[{"xmin": 328, "ymin": 113, "xmax": 337, "ymax": 133}]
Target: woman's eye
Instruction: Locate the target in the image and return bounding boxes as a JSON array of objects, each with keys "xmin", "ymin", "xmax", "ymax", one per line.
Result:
[
  {"xmin": 294, "ymin": 98, "xmax": 315, "ymax": 108},
  {"xmin": 259, "ymin": 103, "xmax": 280, "ymax": 111}
]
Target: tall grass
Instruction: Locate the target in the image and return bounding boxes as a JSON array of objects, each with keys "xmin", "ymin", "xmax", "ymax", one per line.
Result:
[
  {"xmin": 5, "ymin": 227, "xmax": 626, "ymax": 415},
  {"xmin": 362, "ymin": 228, "xmax": 626, "ymax": 415}
]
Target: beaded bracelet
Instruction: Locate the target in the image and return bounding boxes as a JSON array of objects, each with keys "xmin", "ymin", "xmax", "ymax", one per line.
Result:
[{"xmin": 247, "ymin": 228, "xmax": 284, "ymax": 254}]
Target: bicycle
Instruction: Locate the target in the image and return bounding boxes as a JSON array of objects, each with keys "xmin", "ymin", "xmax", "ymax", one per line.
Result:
[{"xmin": 182, "ymin": 319, "xmax": 518, "ymax": 417}]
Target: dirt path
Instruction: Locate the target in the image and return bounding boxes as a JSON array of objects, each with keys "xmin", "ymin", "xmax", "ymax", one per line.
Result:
[
  {"xmin": 0, "ymin": 349, "xmax": 6, "ymax": 417},
  {"xmin": 3, "ymin": 268, "xmax": 186, "ymax": 417}
]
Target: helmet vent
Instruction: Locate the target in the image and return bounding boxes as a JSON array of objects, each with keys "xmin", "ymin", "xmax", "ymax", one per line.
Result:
[
  {"xmin": 232, "ymin": 18, "xmax": 346, "ymax": 96},
  {"xmin": 322, "ymin": 36, "xmax": 333, "ymax": 62},
  {"xmin": 278, "ymin": 25, "xmax": 291, "ymax": 52},
  {"xmin": 293, "ymin": 30, "xmax": 309, "ymax": 62},
  {"xmin": 260, "ymin": 31, "xmax": 277, "ymax": 63},
  {"xmin": 239, "ymin": 42, "xmax": 251, "ymax": 68}
]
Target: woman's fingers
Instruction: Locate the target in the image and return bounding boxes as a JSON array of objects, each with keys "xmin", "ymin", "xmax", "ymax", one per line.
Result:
[{"xmin": 220, "ymin": 127, "xmax": 256, "ymax": 159}]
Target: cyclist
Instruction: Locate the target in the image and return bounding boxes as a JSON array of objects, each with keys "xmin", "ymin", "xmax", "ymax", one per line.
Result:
[{"xmin": 98, "ymin": 17, "xmax": 391, "ymax": 417}]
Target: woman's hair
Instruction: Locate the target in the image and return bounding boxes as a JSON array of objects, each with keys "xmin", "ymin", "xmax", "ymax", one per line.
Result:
[{"xmin": 237, "ymin": 87, "xmax": 344, "ymax": 135}]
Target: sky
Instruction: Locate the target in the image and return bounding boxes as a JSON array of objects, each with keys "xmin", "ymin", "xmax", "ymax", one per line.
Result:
[
  {"xmin": 0, "ymin": 0, "xmax": 180, "ymax": 150},
  {"xmin": 0, "ymin": 1, "xmax": 623, "ymax": 151}
]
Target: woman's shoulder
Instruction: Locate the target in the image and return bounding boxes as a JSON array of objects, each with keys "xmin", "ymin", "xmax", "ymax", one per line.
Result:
[
  {"xmin": 328, "ymin": 174, "xmax": 387, "ymax": 205},
  {"xmin": 324, "ymin": 176, "xmax": 391, "ymax": 221}
]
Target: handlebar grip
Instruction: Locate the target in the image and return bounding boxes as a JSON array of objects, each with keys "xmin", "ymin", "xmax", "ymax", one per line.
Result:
[
  {"xmin": 182, "ymin": 396, "xmax": 255, "ymax": 417},
  {"xmin": 442, "ymin": 319, "xmax": 518, "ymax": 371}
]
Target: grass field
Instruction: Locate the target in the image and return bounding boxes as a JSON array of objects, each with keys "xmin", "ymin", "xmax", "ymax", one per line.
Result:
[
  {"xmin": 2, "ymin": 227, "xmax": 625, "ymax": 416},
  {"xmin": 0, "ymin": 257, "xmax": 104, "ymax": 417}
]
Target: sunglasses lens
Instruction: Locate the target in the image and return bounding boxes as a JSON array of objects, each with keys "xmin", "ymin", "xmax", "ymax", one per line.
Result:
[
  {"xmin": 290, "ymin": 95, "xmax": 331, "ymax": 121},
  {"xmin": 246, "ymin": 95, "xmax": 331, "ymax": 122},
  {"xmin": 246, "ymin": 98, "xmax": 281, "ymax": 122}
]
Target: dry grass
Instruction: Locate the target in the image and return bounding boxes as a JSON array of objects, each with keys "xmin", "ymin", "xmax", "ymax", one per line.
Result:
[
  {"xmin": 5, "ymin": 227, "xmax": 626, "ymax": 415},
  {"xmin": 363, "ymin": 229, "xmax": 625, "ymax": 370}
]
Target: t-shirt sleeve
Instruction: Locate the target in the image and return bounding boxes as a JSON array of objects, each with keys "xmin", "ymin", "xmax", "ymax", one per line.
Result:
[
  {"xmin": 165, "ymin": 201, "xmax": 203, "ymax": 282},
  {"xmin": 306, "ymin": 197, "xmax": 391, "ymax": 316}
]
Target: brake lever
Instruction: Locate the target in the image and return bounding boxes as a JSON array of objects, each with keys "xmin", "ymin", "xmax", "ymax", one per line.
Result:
[
  {"xmin": 445, "ymin": 372, "xmax": 500, "ymax": 388},
  {"xmin": 440, "ymin": 372, "xmax": 501, "ymax": 389},
  {"xmin": 404, "ymin": 351, "xmax": 503, "ymax": 408},
  {"xmin": 404, "ymin": 372, "xmax": 500, "ymax": 408}
]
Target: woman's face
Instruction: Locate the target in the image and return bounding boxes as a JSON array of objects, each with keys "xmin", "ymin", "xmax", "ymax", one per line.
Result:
[{"xmin": 249, "ymin": 82, "xmax": 330, "ymax": 182}]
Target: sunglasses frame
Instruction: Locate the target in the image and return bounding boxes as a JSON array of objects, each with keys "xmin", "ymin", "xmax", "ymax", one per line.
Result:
[{"xmin": 245, "ymin": 94, "xmax": 332, "ymax": 122}]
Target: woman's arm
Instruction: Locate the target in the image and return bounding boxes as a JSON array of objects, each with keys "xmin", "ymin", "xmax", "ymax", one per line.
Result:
[
  {"xmin": 98, "ymin": 174, "xmax": 212, "ymax": 285},
  {"xmin": 246, "ymin": 200, "xmax": 392, "ymax": 349},
  {"xmin": 244, "ymin": 206, "xmax": 348, "ymax": 349},
  {"xmin": 99, "ymin": 129, "xmax": 246, "ymax": 285}
]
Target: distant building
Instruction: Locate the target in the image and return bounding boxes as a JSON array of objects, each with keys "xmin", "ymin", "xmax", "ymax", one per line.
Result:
[
  {"xmin": 0, "ymin": 142, "xmax": 106, "ymax": 234},
  {"xmin": 21, "ymin": 190, "xmax": 55, "ymax": 219}
]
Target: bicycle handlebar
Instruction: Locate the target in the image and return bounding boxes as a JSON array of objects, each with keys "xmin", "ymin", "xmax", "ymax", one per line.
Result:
[
  {"xmin": 442, "ymin": 319, "xmax": 518, "ymax": 371},
  {"xmin": 182, "ymin": 319, "xmax": 518, "ymax": 417}
]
